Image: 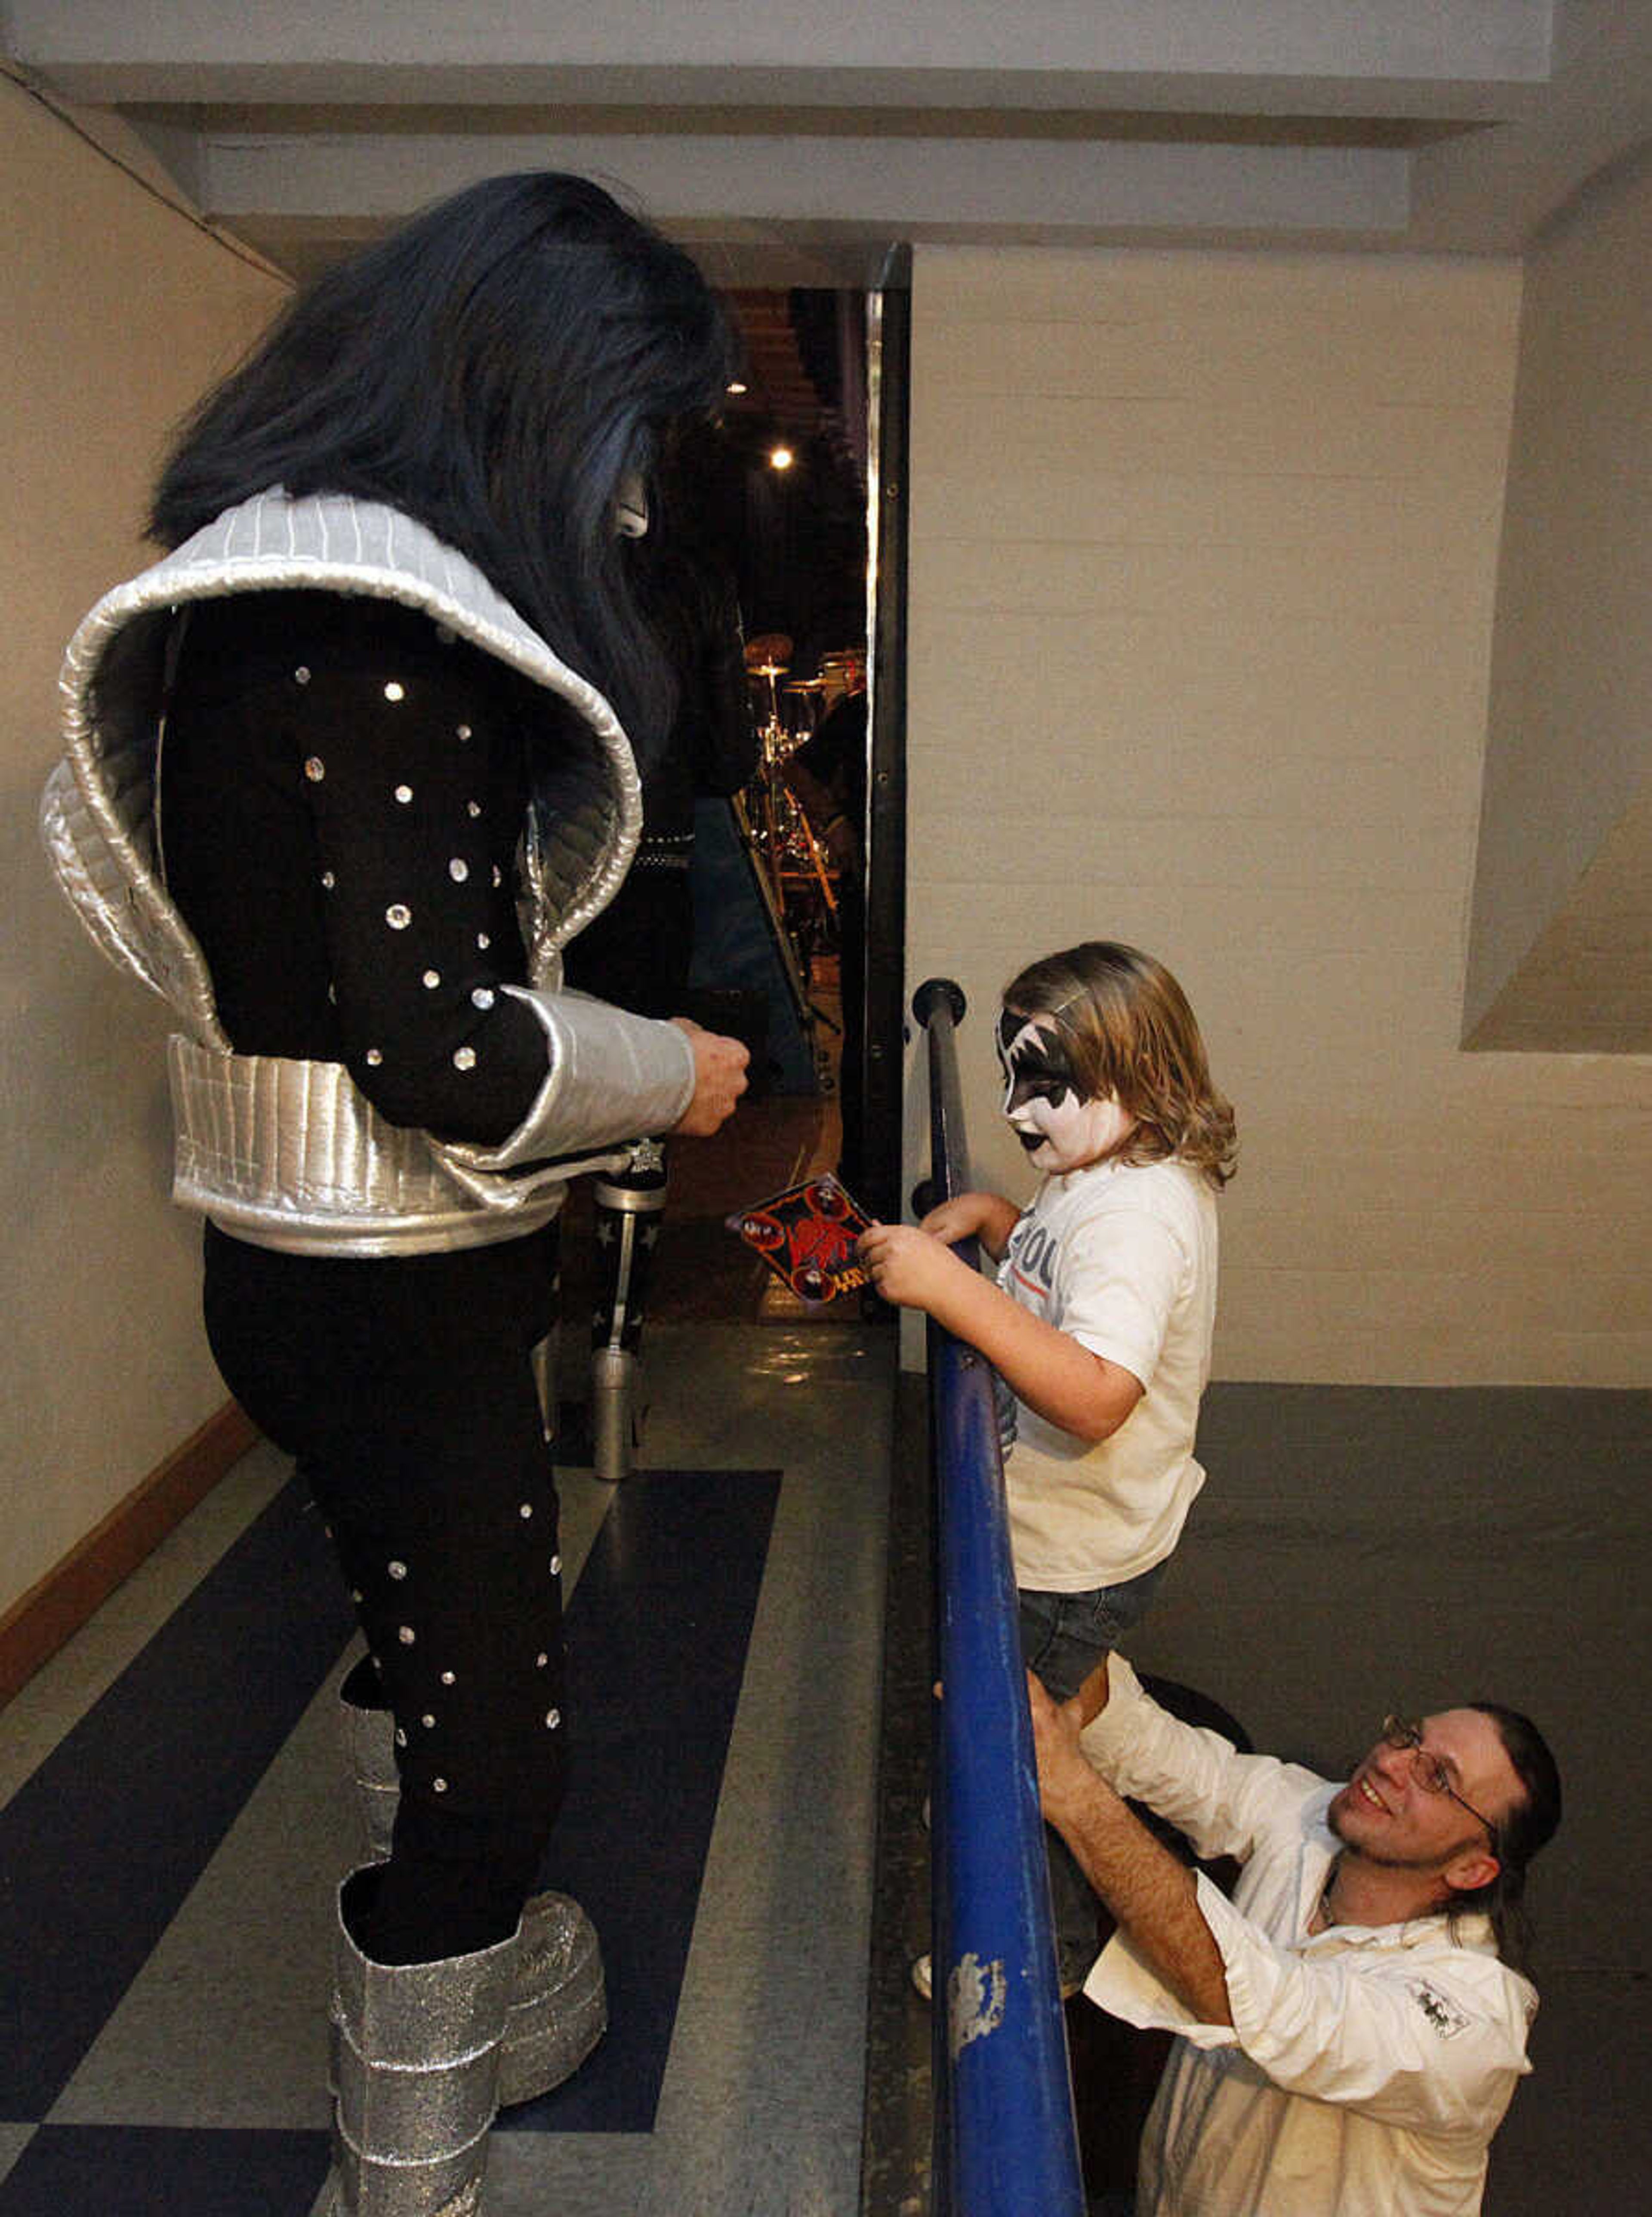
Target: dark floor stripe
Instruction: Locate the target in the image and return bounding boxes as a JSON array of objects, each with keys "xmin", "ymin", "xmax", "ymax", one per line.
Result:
[
  {"xmin": 0, "ymin": 1463, "xmax": 774, "ymax": 2178},
  {"xmin": 0, "ymin": 2126, "xmax": 330, "ymax": 2216},
  {"xmin": 504, "ymin": 1466, "xmax": 781, "ymax": 2134},
  {"xmin": 0, "ymin": 1480, "xmax": 354, "ymax": 2120}
]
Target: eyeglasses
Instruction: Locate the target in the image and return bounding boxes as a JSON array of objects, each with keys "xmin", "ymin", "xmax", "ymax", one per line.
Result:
[{"xmin": 1380, "ymin": 1715, "xmax": 1498, "ymax": 1841}]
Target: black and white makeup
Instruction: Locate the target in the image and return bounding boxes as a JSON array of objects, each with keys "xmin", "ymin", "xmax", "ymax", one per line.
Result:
[{"xmin": 996, "ymin": 1007, "xmax": 1135, "ymax": 1175}]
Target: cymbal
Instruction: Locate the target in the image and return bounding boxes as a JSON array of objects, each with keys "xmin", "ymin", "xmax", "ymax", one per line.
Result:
[
  {"xmin": 744, "ymin": 632, "xmax": 793, "ymax": 672},
  {"xmin": 785, "ymin": 678, "xmax": 826, "ymax": 692}
]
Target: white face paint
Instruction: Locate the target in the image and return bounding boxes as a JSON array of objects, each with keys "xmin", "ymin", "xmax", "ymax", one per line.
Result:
[{"xmin": 996, "ymin": 1009, "xmax": 1135, "ymax": 1174}]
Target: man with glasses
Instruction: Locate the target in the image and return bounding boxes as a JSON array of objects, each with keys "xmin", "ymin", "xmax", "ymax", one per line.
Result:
[{"xmin": 1029, "ymin": 1657, "xmax": 1561, "ymax": 2215}]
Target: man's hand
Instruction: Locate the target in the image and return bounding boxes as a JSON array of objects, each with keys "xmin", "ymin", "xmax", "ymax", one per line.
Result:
[
  {"xmin": 1027, "ymin": 1669, "xmax": 1103, "ymax": 1834},
  {"xmin": 857, "ymin": 1220, "xmax": 979, "ymax": 1314},
  {"xmin": 668, "ymin": 1019, "xmax": 748, "ymax": 1136},
  {"xmin": 1026, "ymin": 1669, "xmax": 1233, "ymax": 2026}
]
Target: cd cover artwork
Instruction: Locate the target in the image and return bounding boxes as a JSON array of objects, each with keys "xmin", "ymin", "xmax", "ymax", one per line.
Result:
[{"xmin": 728, "ymin": 1174, "xmax": 873, "ymax": 1305}]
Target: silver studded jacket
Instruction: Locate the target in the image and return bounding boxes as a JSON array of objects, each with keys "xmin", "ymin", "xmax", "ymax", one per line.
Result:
[{"xmin": 41, "ymin": 490, "xmax": 697, "ymax": 1255}]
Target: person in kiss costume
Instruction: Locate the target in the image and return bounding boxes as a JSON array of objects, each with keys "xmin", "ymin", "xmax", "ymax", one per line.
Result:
[
  {"xmin": 43, "ymin": 172, "xmax": 747, "ymax": 2216},
  {"xmin": 858, "ymin": 940, "xmax": 1234, "ymax": 1994}
]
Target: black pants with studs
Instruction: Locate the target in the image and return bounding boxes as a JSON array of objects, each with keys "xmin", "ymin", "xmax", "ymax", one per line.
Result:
[{"xmin": 203, "ymin": 1218, "xmax": 567, "ymax": 1965}]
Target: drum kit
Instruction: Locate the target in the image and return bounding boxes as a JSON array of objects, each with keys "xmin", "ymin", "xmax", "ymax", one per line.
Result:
[{"xmin": 737, "ymin": 632, "xmax": 860, "ymax": 948}]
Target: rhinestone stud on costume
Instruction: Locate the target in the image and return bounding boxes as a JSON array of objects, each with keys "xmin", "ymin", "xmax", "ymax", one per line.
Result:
[
  {"xmin": 422, "ymin": 1714, "xmax": 435, "ymax": 1729},
  {"xmin": 398, "ymin": 1626, "xmax": 416, "ymax": 1645},
  {"xmin": 546, "ymin": 1711, "xmax": 561, "ymax": 1730},
  {"xmin": 456, "ymin": 723, "xmax": 472, "ymax": 741},
  {"xmin": 477, "ymin": 932, "xmax": 490, "ymax": 950},
  {"xmin": 453, "ymin": 1046, "xmax": 477, "ymax": 1071},
  {"xmin": 433, "ymin": 1777, "xmax": 448, "ymax": 1792},
  {"xmin": 294, "ymin": 666, "xmax": 311, "ymax": 685},
  {"xmin": 467, "ymin": 801, "xmax": 482, "ymax": 818},
  {"xmin": 365, "ymin": 1048, "xmax": 383, "ymax": 1066},
  {"xmin": 550, "ymin": 1555, "xmax": 562, "ymax": 1575},
  {"xmin": 423, "ymin": 969, "xmax": 441, "ymax": 988},
  {"xmin": 449, "ymin": 858, "xmax": 469, "ymax": 883},
  {"xmin": 519, "ymin": 1503, "xmax": 533, "ymax": 1518},
  {"xmin": 384, "ymin": 681, "xmax": 405, "ymax": 703},
  {"xmin": 388, "ymin": 1561, "xmax": 407, "ymax": 1580},
  {"xmin": 536, "ymin": 1653, "xmax": 549, "ymax": 1669},
  {"xmin": 441, "ymin": 1671, "xmax": 456, "ymax": 1686},
  {"xmin": 472, "ymin": 987, "xmax": 496, "ymax": 1010},
  {"xmin": 321, "ymin": 871, "xmax": 336, "ymax": 890},
  {"xmin": 386, "ymin": 904, "xmax": 411, "ymax": 929},
  {"xmin": 492, "ymin": 865, "xmax": 504, "ymax": 889},
  {"xmin": 394, "ymin": 784, "xmax": 413, "ymax": 804},
  {"xmin": 304, "ymin": 757, "xmax": 325, "ymax": 782},
  {"xmin": 395, "ymin": 1729, "xmax": 407, "ymax": 1748}
]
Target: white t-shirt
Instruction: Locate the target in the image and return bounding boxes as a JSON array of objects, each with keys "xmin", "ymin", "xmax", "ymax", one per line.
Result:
[{"xmin": 996, "ymin": 1154, "xmax": 1217, "ymax": 1590}]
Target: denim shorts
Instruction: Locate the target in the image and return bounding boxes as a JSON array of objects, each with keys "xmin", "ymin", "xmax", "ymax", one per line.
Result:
[{"xmin": 1018, "ymin": 1561, "xmax": 1168, "ymax": 1702}]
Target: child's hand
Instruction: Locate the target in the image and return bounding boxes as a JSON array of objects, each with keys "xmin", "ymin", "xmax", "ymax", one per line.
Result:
[
  {"xmin": 918, "ymin": 1193, "xmax": 989, "ymax": 1245},
  {"xmin": 857, "ymin": 1220, "xmax": 973, "ymax": 1314},
  {"xmin": 916, "ymin": 1187, "xmax": 1021, "ymax": 1262}
]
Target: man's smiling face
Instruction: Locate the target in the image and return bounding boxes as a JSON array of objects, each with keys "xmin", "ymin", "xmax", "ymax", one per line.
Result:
[
  {"xmin": 1328, "ymin": 1709, "xmax": 1516, "ymax": 1878},
  {"xmin": 996, "ymin": 1007, "xmax": 1134, "ymax": 1174}
]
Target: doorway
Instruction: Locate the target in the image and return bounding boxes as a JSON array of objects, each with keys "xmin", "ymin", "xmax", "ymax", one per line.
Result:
[
  {"xmin": 561, "ymin": 259, "xmax": 909, "ymax": 1330},
  {"xmin": 594, "ymin": 268, "xmax": 909, "ymax": 1327}
]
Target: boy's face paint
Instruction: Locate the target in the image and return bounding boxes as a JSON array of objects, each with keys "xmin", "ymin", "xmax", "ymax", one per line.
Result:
[{"xmin": 996, "ymin": 1008, "xmax": 1135, "ymax": 1173}]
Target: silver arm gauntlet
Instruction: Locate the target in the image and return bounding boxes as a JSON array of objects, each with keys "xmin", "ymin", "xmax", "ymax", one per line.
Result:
[{"xmin": 433, "ymin": 986, "xmax": 697, "ymax": 1182}]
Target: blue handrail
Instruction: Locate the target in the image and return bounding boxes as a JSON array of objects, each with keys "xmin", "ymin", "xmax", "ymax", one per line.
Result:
[{"xmin": 913, "ymin": 977, "xmax": 1086, "ymax": 2217}]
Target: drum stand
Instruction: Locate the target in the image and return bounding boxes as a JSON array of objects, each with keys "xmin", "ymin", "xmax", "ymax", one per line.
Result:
[{"xmin": 587, "ymin": 1136, "xmax": 667, "ymax": 1481}]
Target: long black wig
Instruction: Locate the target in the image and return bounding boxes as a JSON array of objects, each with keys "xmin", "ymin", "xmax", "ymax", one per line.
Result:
[{"xmin": 149, "ymin": 171, "xmax": 737, "ymax": 768}]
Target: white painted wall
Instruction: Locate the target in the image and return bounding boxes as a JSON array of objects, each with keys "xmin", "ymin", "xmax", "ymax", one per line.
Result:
[
  {"xmin": 1464, "ymin": 148, "xmax": 1652, "ymax": 1044},
  {"xmin": 0, "ymin": 79, "xmax": 286, "ymax": 1617},
  {"xmin": 905, "ymin": 243, "xmax": 1652, "ymax": 1386}
]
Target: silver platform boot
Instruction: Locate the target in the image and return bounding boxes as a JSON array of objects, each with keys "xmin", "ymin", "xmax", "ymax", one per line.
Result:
[
  {"xmin": 327, "ymin": 1873, "xmax": 516, "ymax": 2217},
  {"xmin": 336, "ymin": 1669, "xmax": 607, "ymax": 2106}
]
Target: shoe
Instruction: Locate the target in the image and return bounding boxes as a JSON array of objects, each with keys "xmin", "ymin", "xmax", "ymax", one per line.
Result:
[
  {"xmin": 496, "ymin": 1889, "xmax": 607, "ymax": 2107},
  {"xmin": 336, "ymin": 1674, "xmax": 607, "ymax": 2105},
  {"xmin": 325, "ymin": 1869, "xmax": 517, "ymax": 2216},
  {"xmin": 337, "ymin": 1658, "xmax": 398, "ymax": 1865}
]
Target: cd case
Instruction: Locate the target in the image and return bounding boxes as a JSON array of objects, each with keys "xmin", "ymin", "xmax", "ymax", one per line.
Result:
[{"xmin": 727, "ymin": 1173, "xmax": 873, "ymax": 1306}]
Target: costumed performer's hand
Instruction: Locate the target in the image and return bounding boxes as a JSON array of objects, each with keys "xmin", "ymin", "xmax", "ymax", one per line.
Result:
[
  {"xmin": 857, "ymin": 1219, "xmax": 977, "ymax": 1314},
  {"xmin": 669, "ymin": 1019, "xmax": 749, "ymax": 1137}
]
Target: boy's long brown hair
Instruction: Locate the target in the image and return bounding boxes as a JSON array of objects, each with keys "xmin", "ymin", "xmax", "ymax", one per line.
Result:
[{"xmin": 1003, "ymin": 941, "xmax": 1237, "ymax": 1189}]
